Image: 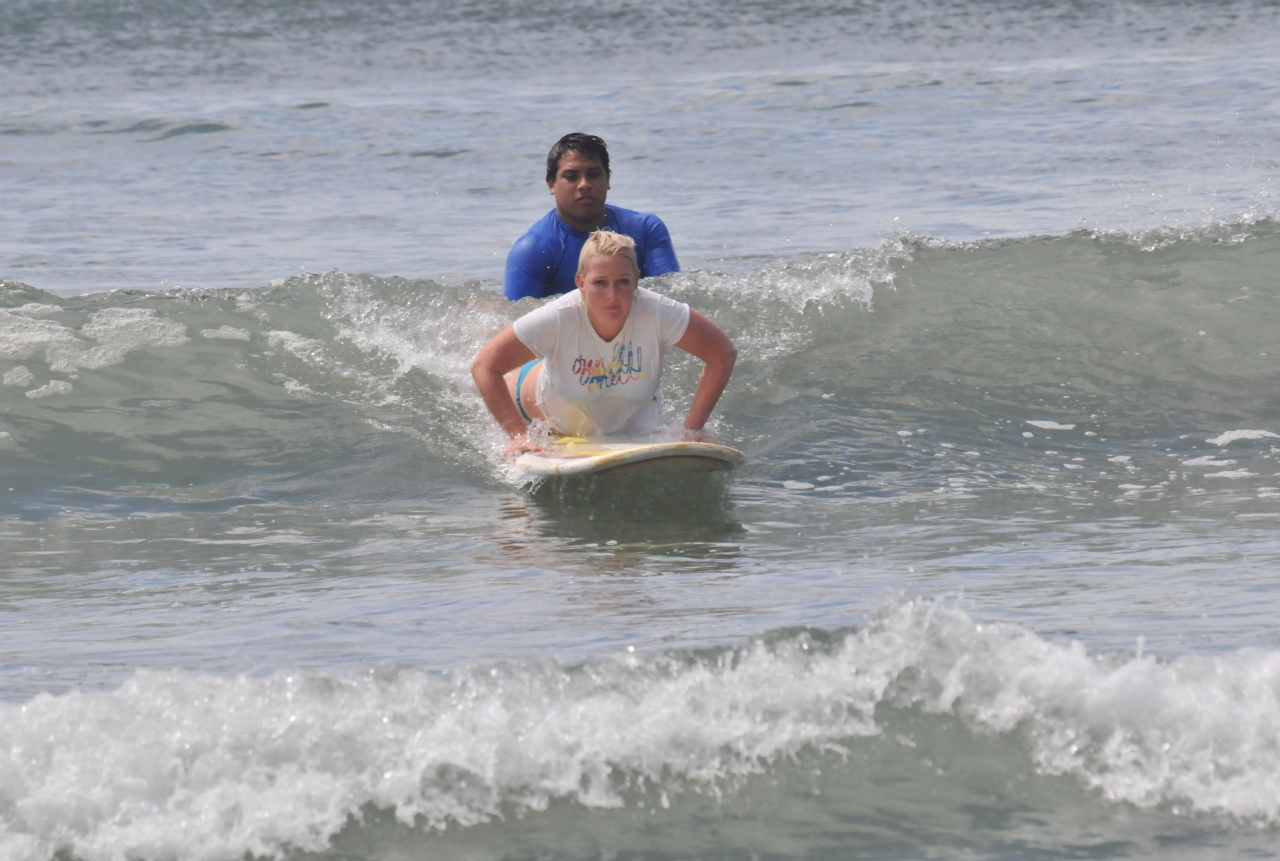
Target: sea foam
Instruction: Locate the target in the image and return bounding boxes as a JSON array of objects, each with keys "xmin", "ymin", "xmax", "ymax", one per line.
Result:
[
  {"xmin": 3, "ymin": 603, "xmax": 1279, "ymax": 861},
  {"xmin": 0, "ymin": 306, "xmax": 188, "ymax": 374}
]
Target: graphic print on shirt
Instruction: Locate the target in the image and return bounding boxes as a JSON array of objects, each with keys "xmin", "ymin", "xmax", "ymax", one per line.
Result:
[{"xmin": 572, "ymin": 342, "xmax": 647, "ymax": 393}]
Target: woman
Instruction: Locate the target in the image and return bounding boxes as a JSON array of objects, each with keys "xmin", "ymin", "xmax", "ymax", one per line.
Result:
[{"xmin": 472, "ymin": 230, "xmax": 736, "ymax": 458}]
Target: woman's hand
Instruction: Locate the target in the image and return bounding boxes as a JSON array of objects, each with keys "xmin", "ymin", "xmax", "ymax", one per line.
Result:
[
  {"xmin": 503, "ymin": 433, "xmax": 544, "ymax": 461},
  {"xmin": 675, "ymin": 310, "xmax": 737, "ymax": 438},
  {"xmin": 682, "ymin": 427, "xmax": 716, "ymax": 444},
  {"xmin": 472, "ymin": 325, "xmax": 537, "ymax": 439}
]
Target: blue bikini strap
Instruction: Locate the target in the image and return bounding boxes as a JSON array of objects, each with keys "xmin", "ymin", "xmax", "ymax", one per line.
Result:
[{"xmin": 514, "ymin": 358, "xmax": 541, "ymax": 424}]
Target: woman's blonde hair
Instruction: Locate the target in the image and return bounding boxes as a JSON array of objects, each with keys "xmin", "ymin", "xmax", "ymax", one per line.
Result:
[{"xmin": 577, "ymin": 230, "xmax": 640, "ymax": 278}]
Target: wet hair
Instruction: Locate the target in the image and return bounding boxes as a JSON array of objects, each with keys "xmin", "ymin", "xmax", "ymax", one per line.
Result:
[
  {"xmin": 546, "ymin": 133, "xmax": 611, "ymax": 183},
  {"xmin": 577, "ymin": 230, "xmax": 639, "ymax": 278}
]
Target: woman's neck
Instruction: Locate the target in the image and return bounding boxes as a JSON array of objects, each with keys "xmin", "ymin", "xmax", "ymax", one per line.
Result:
[{"xmin": 589, "ymin": 314, "xmax": 625, "ymax": 342}]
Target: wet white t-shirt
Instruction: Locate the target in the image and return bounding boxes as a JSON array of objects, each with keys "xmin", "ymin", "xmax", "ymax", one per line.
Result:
[{"xmin": 512, "ymin": 287, "xmax": 691, "ymax": 437}]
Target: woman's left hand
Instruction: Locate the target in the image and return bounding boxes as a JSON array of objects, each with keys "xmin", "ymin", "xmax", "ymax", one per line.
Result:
[{"xmin": 674, "ymin": 311, "xmax": 737, "ymax": 439}]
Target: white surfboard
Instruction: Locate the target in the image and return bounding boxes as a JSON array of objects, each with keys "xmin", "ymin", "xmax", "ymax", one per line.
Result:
[{"xmin": 514, "ymin": 437, "xmax": 746, "ymax": 477}]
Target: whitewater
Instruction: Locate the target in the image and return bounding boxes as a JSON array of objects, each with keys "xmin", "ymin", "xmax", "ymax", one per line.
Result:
[{"xmin": 4, "ymin": 1, "xmax": 1280, "ymax": 859}]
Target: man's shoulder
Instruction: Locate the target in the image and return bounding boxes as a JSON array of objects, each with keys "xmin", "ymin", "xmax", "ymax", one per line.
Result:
[
  {"xmin": 607, "ymin": 205, "xmax": 667, "ymax": 230},
  {"xmin": 507, "ymin": 211, "xmax": 565, "ymax": 269},
  {"xmin": 607, "ymin": 207, "xmax": 678, "ymax": 277},
  {"xmin": 514, "ymin": 209, "xmax": 567, "ymax": 245}
]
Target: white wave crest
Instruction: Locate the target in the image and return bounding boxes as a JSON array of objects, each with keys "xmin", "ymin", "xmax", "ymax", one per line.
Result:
[{"xmin": 3, "ymin": 604, "xmax": 1280, "ymax": 861}]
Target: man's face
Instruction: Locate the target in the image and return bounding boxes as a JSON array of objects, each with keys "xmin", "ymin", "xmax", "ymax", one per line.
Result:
[{"xmin": 548, "ymin": 150, "xmax": 609, "ymax": 231}]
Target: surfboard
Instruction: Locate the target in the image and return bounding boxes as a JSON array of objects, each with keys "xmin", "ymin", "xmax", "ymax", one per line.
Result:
[{"xmin": 514, "ymin": 437, "xmax": 746, "ymax": 477}]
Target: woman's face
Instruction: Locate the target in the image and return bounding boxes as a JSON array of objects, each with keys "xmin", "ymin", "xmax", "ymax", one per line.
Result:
[{"xmin": 576, "ymin": 253, "xmax": 638, "ymax": 340}]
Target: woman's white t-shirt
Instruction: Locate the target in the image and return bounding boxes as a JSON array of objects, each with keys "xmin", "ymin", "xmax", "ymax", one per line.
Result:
[{"xmin": 512, "ymin": 287, "xmax": 691, "ymax": 437}]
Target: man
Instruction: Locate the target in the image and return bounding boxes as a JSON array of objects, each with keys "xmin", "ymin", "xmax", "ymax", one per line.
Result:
[{"xmin": 503, "ymin": 133, "xmax": 679, "ymax": 301}]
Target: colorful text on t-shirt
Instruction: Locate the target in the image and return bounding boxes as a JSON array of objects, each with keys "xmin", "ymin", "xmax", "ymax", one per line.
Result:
[{"xmin": 573, "ymin": 342, "xmax": 648, "ymax": 393}]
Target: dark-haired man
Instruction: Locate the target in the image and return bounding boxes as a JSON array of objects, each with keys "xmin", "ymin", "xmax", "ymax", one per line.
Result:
[{"xmin": 503, "ymin": 133, "xmax": 679, "ymax": 301}]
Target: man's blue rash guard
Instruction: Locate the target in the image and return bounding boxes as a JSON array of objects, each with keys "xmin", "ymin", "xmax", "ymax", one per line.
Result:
[{"xmin": 503, "ymin": 205, "xmax": 679, "ymax": 301}]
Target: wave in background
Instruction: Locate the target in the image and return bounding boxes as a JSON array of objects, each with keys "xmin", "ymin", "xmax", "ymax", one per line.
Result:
[{"xmin": 4, "ymin": 219, "xmax": 1280, "ymax": 515}]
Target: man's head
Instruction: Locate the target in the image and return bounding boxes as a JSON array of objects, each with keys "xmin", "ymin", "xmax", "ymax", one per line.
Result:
[
  {"xmin": 546, "ymin": 134, "xmax": 611, "ymax": 232},
  {"xmin": 545, "ymin": 133, "xmax": 610, "ymax": 183}
]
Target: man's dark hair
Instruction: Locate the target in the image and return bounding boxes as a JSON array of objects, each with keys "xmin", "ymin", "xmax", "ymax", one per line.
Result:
[{"xmin": 546, "ymin": 133, "xmax": 610, "ymax": 183}]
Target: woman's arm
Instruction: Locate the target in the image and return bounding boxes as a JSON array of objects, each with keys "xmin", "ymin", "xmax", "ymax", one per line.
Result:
[
  {"xmin": 471, "ymin": 326, "xmax": 539, "ymax": 454},
  {"xmin": 673, "ymin": 310, "xmax": 737, "ymax": 442}
]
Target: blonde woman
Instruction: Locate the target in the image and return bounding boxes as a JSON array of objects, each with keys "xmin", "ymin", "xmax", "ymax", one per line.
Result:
[{"xmin": 473, "ymin": 231, "xmax": 736, "ymax": 458}]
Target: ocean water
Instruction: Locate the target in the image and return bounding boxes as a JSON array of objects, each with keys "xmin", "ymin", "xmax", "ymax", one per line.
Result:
[{"xmin": 4, "ymin": 1, "xmax": 1280, "ymax": 859}]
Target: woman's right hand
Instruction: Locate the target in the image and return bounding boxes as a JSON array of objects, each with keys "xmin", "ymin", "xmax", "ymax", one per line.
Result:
[
  {"xmin": 471, "ymin": 325, "xmax": 539, "ymax": 447},
  {"xmin": 503, "ymin": 434, "xmax": 544, "ymax": 461}
]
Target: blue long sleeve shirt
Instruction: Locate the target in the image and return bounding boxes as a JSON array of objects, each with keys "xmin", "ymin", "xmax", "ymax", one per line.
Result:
[{"xmin": 503, "ymin": 205, "xmax": 679, "ymax": 301}]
